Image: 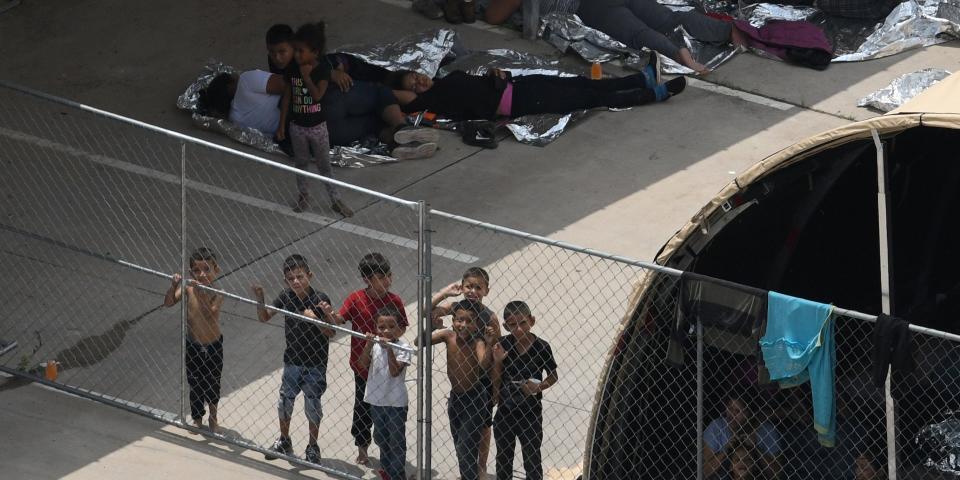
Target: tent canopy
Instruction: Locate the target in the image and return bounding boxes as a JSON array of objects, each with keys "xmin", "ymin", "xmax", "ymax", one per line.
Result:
[{"xmin": 585, "ymin": 73, "xmax": 960, "ymax": 479}]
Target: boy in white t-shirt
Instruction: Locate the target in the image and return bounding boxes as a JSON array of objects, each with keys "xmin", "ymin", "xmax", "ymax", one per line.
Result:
[{"xmin": 358, "ymin": 306, "xmax": 412, "ymax": 480}]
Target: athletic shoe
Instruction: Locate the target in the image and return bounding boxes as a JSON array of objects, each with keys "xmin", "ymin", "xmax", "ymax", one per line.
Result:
[
  {"xmin": 643, "ymin": 53, "xmax": 661, "ymax": 90},
  {"xmin": 412, "ymin": 0, "xmax": 444, "ymax": 19},
  {"xmin": 331, "ymin": 199, "xmax": 354, "ymax": 218},
  {"xmin": 653, "ymin": 77, "xmax": 687, "ymax": 102},
  {"xmin": 394, "ymin": 126, "xmax": 440, "ymax": 145},
  {"xmin": 461, "ymin": 0, "xmax": 476, "ymax": 23},
  {"xmin": 391, "ymin": 141, "xmax": 438, "ymax": 160},
  {"xmin": 444, "ymin": 0, "xmax": 462, "ymax": 23},
  {"xmin": 265, "ymin": 436, "xmax": 293, "ymax": 460},
  {"xmin": 293, "ymin": 193, "xmax": 309, "ymax": 213},
  {"xmin": 460, "ymin": 121, "xmax": 498, "ymax": 149},
  {"xmin": 305, "ymin": 443, "xmax": 321, "ymax": 463}
]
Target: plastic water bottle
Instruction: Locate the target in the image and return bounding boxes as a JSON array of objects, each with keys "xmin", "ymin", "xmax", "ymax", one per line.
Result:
[
  {"xmin": 591, "ymin": 62, "xmax": 602, "ymax": 80},
  {"xmin": 44, "ymin": 360, "xmax": 58, "ymax": 381}
]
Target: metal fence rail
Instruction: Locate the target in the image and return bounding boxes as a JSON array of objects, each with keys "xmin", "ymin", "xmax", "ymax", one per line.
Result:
[{"xmin": 2, "ymin": 80, "xmax": 959, "ymax": 480}]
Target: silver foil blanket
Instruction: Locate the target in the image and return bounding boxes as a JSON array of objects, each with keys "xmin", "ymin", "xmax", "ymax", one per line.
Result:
[
  {"xmin": 916, "ymin": 416, "xmax": 960, "ymax": 475},
  {"xmin": 438, "ymin": 49, "xmax": 589, "ymax": 147},
  {"xmin": 175, "ymin": 29, "xmax": 458, "ymax": 167},
  {"xmin": 857, "ymin": 67, "xmax": 952, "ymax": 111},
  {"xmin": 539, "ymin": 1, "xmax": 960, "ymax": 72}
]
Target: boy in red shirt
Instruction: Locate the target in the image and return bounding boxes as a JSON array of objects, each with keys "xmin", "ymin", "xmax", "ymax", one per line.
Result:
[{"xmin": 339, "ymin": 252, "xmax": 409, "ymax": 465}]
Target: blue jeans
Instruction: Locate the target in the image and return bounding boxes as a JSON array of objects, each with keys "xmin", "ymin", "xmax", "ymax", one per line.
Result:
[
  {"xmin": 372, "ymin": 405, "xmax": 408, "ymax": 480},
  {"xmin": 278, "ymin": 364, "xmax": 327, "ymax": 425},
  {"xmin": 448, "ymin": 385, "xmax": 491, "ymax": 480}
]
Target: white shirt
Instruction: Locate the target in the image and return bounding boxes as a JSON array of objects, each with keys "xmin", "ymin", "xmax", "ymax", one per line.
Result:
[
  {"xmin": 364, "ymin": 340, "xmax": 412, "ymax": 408},
  {"xmin": 228, "ymin": 70, "xmax": 280, "ymax": 135}
]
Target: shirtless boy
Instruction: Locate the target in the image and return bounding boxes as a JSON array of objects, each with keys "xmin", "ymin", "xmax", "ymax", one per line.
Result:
[
  {"xmin": 163, "ymin": 247, "xmax": 225, "ymax": 432},
  {"xmin": 425, "ymin": 299, "xmax": 496, "ymax": 480}
]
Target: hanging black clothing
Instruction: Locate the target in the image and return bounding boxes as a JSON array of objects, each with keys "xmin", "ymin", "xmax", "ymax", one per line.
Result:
[
  {"xmin": 871, "ymin": 313, "xmax": 914, "ymax": 387},
  {"xmin": 668, "ymin": 272, "xmax": 768, "ymax": 367}
]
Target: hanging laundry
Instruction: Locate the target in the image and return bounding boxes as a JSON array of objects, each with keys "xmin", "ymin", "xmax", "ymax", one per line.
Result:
[
  {"xmin": 760, "ymin": 291, "xmax": 836, "ymax": 446},
  {"xmin": 732, "ymin": 19, "xmax": 834, "ymax": 70},
  {"xmin": 668, "ymin": 272, "xmax": 767, "ymax": 367},
  {"xmin": 871, "ymin": 313, "xmax": 914, "ymax": 388}
]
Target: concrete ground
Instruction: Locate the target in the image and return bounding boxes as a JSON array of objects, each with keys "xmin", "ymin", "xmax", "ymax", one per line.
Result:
[{"xmin": 1, "ymin": 0, "xmax": 958, "ymax": 479}]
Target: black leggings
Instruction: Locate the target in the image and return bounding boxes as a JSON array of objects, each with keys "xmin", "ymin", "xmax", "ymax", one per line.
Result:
[{"xmin": 510, "ymin": 74, "xmax": 655, "ymax": 117}]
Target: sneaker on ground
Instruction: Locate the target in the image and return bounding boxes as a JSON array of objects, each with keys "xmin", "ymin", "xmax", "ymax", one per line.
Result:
[
  {"xmin": 265, "ymin": 437, "xmax": 292, "ymax": 460},
  {"xmin": 412, "ymin": 0, "xmax": 444, "ymax": 19},
  {"xmin": 293, "ymin": 193, "xmax": 309, "ymax": 213},
  {"xmin": 391, "ymin": 141, "xmax": 438, "ymax": 160},
  {"xmin": 305, "ymin": 443, "xmax": 321, "ymax": 463},
  {"xmin": 331, "ymin": 199, "xmax": 354, "ymax": 218},
  {"xmin": 394, "ymin": 126, "xmax": 439, "ymax": 145}
]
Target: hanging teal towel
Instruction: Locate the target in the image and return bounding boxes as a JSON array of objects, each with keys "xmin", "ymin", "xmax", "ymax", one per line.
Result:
[{"xmin": 760, "ymin": 291, "xmax": 836, "ymax": 446}]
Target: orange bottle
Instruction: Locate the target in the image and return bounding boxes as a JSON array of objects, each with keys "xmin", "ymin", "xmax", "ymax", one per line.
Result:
[
  {"xmin": 590, "ymin": 62, "xmax": 603, "ymax": 80},
  {"xmin": 45, "ymin": 360, "xmax": 58, "ymax": 381}
]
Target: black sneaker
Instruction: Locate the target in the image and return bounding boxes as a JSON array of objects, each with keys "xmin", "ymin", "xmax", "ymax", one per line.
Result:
[
  {"xmin": 265, "ymin": 436, "xmax": 292, "ymax": 460},
  {"xmin": 461, "ymin": 121, "xmax": 498, "ymax": 149},
  {"xmin": 394, "ymin": 126, "xmax": 439, "ymax": 145},
  {"xmin": 305, "ymin": 443, "xmax": 321, "ymax": 463},
  {"xmin": 331, "ymin": 199, "xmax": 354, "ymax": 218},
  {"xmin": 293, "ymin": 193, "xmax": 309, "ymax": 213}
]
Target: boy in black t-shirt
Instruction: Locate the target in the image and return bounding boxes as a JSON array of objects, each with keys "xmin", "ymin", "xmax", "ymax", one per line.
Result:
[
  {"xmin": 491, "ymin": 301, "xmax": 558, "ymax": 480},
  {"xmin": 253, "ymin": 254, "xmax": 344, "ymax": 464},
  {"xmin": 278, "ymin": 22, "xmax": 352, "ymax": 217}
]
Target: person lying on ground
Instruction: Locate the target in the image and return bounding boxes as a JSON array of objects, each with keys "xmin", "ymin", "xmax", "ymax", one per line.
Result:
[
  {"xmin": 577, "ymin": 0, "xmax": 746, "ymax": 74},
  {"xmin": 196, "ymin": 63, "xmax": 439, "ymax": 159},
  {"xmin": 482, "ymin": 0, "xmax": 579, "ymax": 26},
  {"xmin": 387, "ymin": 61, "xmax": 685, "ymax": 121}
]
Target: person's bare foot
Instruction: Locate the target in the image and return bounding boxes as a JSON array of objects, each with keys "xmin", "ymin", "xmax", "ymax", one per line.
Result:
[
  {"xmin": 678, "ymin": 48, "xmax": 710, "ymax": 75},
  {"xmin": 208, "ymin": 416, "xmax": 219, "ymax": 434},
  {"xmin": 191, "ymin": 418, "xmax": 203, "ymax": 433},
  {"xmin": 356, "ymin": 445, "xmax": 369, "ymax": 465},
  {"xmin": 730, "ymin": 26, "xmax": 748, "ymax": 49}
]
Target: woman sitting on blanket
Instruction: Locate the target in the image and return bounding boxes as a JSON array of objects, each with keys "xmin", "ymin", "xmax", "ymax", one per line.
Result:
[{"xmin": 387, "ymin": 60, "xmax": 685, "ymax": 121}]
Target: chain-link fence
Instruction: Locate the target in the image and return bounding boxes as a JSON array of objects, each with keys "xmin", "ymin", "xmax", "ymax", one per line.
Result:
[{"xmin": 3, "ymin": 79, "xmax": 960, "ymax": 480}]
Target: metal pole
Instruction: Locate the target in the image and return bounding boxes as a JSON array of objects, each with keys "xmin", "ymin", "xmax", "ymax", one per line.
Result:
[
  {"xmin": 417, "ymin": 201, "xmax": 433, "ymax": 480},
  {"xmin": 872, "ymin": 129, "xmax": 897, "ymax": 480},
  {"xmin": 696, "ymin": 320, "xmax": 704, "ymax": 480},
  {"xmin": 179, "ymin": 142, "xmax": 188, "ymax": 424}
]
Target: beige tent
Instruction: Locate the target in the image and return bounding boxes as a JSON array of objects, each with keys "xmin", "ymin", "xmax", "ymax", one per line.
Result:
[{"xmin": 584, "ymin": 72, "xmax": 960, "ymax": 479}]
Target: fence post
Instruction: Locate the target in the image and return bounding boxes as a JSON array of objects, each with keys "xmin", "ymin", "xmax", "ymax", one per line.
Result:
[
  {"xmin": 872, "ymin": 129, "xmax": 897, "ymax": 480},
  {"xmin": 417, "ymin": 201, "xmax": 433, "ymax": 480},
  {"xmin": 696, "ymin": 320, "xmax": 704, "ymax": 480},
  {"xmin": 179, "ymin": 142, "xmax": 188, "ymax": 425}
]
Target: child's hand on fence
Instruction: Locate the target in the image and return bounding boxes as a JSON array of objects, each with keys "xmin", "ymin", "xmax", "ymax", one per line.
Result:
[
  {"xmin": 483, "ymin": 324, "xmax": 499, "ymax": 343},
  {"xmin": 521, "ymin": 380, "xmax": 540, "ymax": 397},
  {"xmin": 439, "ymin": 282, "xmax": 462, "ymax": 299},
  {"xmin": 492, "ymin": 342, "xmax": 507, "ymax": 363},
  {"xmin": 303, "ymin": 308, "xmax": 318, "ymax": 320},
  {"xmin": 251, "ymin": 285, "xmax": 265, "ymax": 301},
  {"xmin": 318, "ymin": 301, "xmax": 336, "ymax": 321},
  {"xmin": 171, "ymin": 273, "xmax": 182, "ymax": 286}
]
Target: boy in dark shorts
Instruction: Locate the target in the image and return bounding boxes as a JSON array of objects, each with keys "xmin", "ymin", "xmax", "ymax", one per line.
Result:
[
  {"xmin": 162, "ymin": 247, "xmax": 225, "ymax": 432},
  {"xmin": 426, "ymin": 299, "xmax": 497, "ymax": 480},
  {"xmin": 432, "ymin": 267, "xmax": 501, "ymax": 476},
  {"xmin": 253, "ymin": 254, "xmax": 344, "ymax": 464},
  {"xmin": 491, "ymin": 301, "xmax": 558, "ymax": 480}
]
